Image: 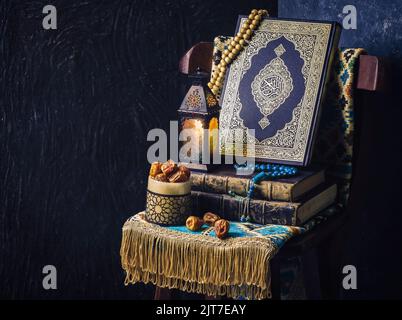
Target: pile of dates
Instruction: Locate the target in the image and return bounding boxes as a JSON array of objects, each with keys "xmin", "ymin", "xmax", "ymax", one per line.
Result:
[
  {"xmin": 149, "ymin": 160, "xmax": 190, "ymax": 183},
  {"xmin": 186, "ymin": 212, "xmax": 230, "ymax": 239}
]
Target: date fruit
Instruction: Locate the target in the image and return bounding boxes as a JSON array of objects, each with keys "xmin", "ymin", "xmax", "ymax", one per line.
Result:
[
  {"xmin": 154, "ymin": 172, "xmax": 169, "ymax": 182},
  {"xmin": 161, "ymin": 159, "xmax": 177, "ymax": 176},
  {"xmin": 203, "ymin": 212, "xmax": 221, "ymax": 226},
  {"xmin": 214, "ymin": 219, "xmax": 230, "ymax": 239},
  {"xmin": 150, "ymin": 160, "xmax": 190, "ymax": 183},
  {"xmin": 186, "ymin": 216, "xmax": 204, "ymax": 231},
  {"xmin": 178, "ymin": 165, "xmax": 191, "ymax": 179},
  {"xmin": 168, "ymin": 170, "xmax": 188, "ymax": 183},
  {"xmin": 149, "ymin": 161, "xmax": 162, "ymax": 177}
]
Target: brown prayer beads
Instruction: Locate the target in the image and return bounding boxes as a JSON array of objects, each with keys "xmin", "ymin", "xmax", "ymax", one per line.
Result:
[{"xmin": 207, "ymin": 9, "xmax": 268, "ymax": 98}]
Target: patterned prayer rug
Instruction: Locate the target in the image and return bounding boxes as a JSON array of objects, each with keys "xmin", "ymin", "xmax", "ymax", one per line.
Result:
[
  {"xmin": 120, "ymin": 206, "xmax": 338, "ymax": 300},
  {"xmin": 313, "ymin": 48, "xmax": 366, "ymax": 206}
]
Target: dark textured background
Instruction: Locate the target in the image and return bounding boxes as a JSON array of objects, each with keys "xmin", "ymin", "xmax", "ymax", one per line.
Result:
[
  {"xmin": 280, "ymin": 0, "xmax": 402, "ymax": 58},
  {"xmin": 0, "ymin": 0, "xmax": 276, "ymax": 299}
]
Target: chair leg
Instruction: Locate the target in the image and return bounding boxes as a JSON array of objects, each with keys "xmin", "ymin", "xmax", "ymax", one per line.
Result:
[
  {"xmin": 154, "ymin": 286, "xmax": 173, "ymax": 300},
  {"xmin": 301, "ymin": 248, "xmax": 322, "ymax": 299},
  {"xmin": 270, "ymin": 258, "xmax": 281, "ymax": 300},
  {"xmin": 317, "ymin": 238, "xmax": 341, "ymax": 299}
]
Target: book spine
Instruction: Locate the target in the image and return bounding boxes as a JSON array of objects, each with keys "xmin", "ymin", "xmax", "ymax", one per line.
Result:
[
  {"xmin": 190, "ymin": 173, "xmax": 293, "ymax": 201},
  {"xmin": 191, "ymin": 191, "xmax": 299, "ymax": 226}
]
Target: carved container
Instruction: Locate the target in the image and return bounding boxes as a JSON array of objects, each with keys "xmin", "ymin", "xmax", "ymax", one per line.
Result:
[{"xmin": 145, "ymin": 177, "xmax": 191, "ymax": 225}]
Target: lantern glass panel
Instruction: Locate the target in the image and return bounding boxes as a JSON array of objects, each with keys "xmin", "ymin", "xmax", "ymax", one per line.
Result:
[
  {"xmin": 208, "ymin": 117, "xmax": 219, "ymax": 154},
  {"xmin": 181, "ymin": 118, "xmax": 204, "ymax": 161}
]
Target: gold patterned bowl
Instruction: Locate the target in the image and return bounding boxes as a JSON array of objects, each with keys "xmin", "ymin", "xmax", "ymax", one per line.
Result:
[{"xmin": 145, "ymin": 177, "xmax": 191, "ymax": 226}]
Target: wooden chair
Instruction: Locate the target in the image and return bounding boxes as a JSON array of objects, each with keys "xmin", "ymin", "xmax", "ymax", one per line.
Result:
[{"xmin": 154, "ymin": 43, "xmax": 387, "ymax": 300}]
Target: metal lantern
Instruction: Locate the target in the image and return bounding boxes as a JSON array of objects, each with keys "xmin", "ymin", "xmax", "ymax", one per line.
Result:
[{"xmin": 178, "ymin": 68, "xmax": 220, "ymax": 171}]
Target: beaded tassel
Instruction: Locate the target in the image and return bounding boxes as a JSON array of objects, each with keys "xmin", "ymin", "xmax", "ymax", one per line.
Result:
[{"xmin": 232, "ymin": 163, "xmax": 299, "ymax": 222}]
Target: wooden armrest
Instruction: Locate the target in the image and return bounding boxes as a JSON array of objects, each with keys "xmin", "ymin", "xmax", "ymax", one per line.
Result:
[
  {"xmin": 179, "ymin": 42, "xmax": 386, "ymax": 92},
  {"xmin": 357, "ymin": 55, "xmax": 387, "ymax": 92}
]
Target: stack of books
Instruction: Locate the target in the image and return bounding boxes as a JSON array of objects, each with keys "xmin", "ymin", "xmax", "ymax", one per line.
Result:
[{"xmin": 190, "ymin": 167, "xmax": 337, "ymax": 226}]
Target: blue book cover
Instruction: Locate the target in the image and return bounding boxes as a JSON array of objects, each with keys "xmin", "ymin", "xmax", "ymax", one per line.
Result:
[{"xmin": 219, "ymin": 17, "xmax": 341, "ymax": 166}]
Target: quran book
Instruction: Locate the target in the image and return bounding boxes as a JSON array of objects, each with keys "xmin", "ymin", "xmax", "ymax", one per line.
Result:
[
  {"xmin": 219, "ymin": 17, "xmax": 342, "ymax": 166},
  {"xmin": 190, "ymin": 167, "xmax": 325, "ymax": 202},
  {"xmin": 191, "ymin": 184, "xmax": 337, "ymax": 226}
]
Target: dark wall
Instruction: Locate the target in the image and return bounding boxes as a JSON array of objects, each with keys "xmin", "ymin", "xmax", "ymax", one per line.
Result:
[
  {"xmin": 280, "ymin": 0, "xmax": 402, "ymax": 299},
  {"xmin": 280, "ymin": 0, "xmax": 402, "ymax": 58},
  {"xmin": 0, "ymin": 0, "xmax": 277, "ymax": 299}
]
